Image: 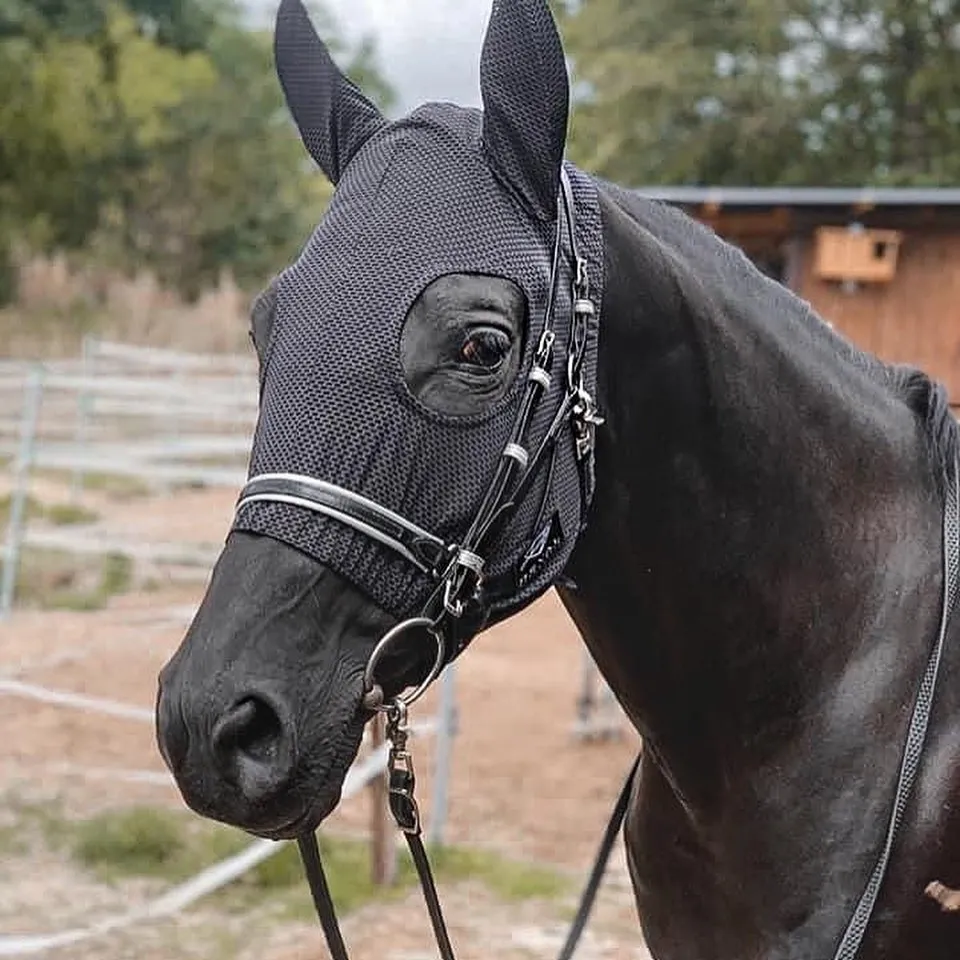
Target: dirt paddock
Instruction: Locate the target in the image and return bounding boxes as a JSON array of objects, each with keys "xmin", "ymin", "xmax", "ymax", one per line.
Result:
[{"xmin": 0, "ymin": 482, "xmax": 652, "ymax": 960}]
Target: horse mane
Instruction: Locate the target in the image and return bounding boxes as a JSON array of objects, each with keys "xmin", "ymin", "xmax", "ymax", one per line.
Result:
[
  {"xmin": 592, "ymin": 176, "xmax": 960, "ymax": 497},
  {"xmin": 891, "ymin": 366, "xmax": 960, "ymax": 495}
]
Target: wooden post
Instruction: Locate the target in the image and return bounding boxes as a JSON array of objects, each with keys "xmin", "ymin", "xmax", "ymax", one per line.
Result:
[{"xmin": 369, "ymin": 713, "xmax": 397, "ymax": 886}]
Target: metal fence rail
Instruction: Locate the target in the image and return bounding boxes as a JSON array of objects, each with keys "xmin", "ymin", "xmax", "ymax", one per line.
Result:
[
  {"xmin": 0, "ymin": 336, "xmax": 460, "ymax": 851},
  {"xmin": 0, "ymin": 338, "xmax": 259, "ymax": 617}
]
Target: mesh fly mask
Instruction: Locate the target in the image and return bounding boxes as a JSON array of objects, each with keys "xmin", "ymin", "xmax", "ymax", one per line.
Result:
[{"xmin": 233, "ymin": 0, "xmax": 604, "ymax": 679}]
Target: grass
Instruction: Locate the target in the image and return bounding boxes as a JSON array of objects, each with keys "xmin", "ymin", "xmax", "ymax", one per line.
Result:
[
  {"xmin": 32, "ymin": 468, "xmax": 152, "ymax": 500},
  {"xmin": 13, "ymin": 547, "xmax": 132, "ymax": 611},
  {"xmin": 0, "ymin": 493, "xmax": 46, "ymax": 526},
  {"xmin": 5, "ymin": 795, "xmax": 74, "ymax": 851},
  {"xmin": 59, "ymin": 804, "xmax": 569, "ymax": 918},
  {"xmin": 44, "ymin": 502, "xmax": 100, "ymax": 525},
  {"xmin": 0, "ymin": 493, "xmax": 99, "ymax": 527},
  {"xmin": 0, "ymin": 822, "xmax": 27, "ymax": 857}
]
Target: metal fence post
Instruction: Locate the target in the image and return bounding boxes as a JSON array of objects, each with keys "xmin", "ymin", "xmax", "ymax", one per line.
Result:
[
  {"xmin": 70, "ymin": 335, "xmax": 95, "ymax": 503},
  {"xmin": 0, "ymin": 364, "xmax": 45, "ymax": 620},
  {"xmin": 427, "ymin": 661, "xmax": 458, "ymax": 848}
]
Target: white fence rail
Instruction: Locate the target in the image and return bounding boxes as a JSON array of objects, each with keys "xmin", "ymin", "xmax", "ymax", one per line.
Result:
[
  {"xmin": 0, "ymin": 336, "xmax": 460, "ymax": 858},
  {"xmin": 0, "ymin": 674, "xmax": 442, "ymax": 957},
  {"xmin": 0, "ymin": 337, "xmax": 259, "ymax": 616}
]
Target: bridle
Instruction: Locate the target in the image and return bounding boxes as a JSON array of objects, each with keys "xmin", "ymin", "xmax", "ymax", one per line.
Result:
[{"xmin": 236, "ymin": 167, "xmax": 640, "ymax": 959}]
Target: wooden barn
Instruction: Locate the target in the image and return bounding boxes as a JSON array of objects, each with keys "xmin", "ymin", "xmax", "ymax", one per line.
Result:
[{"xmin": 638, "ymin": 186, "xmax": 960, "ymax": 402}]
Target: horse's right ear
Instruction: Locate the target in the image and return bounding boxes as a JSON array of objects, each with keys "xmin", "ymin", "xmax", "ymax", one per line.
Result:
[{"xmin": 274, "ymin": 0, "xmax": 386, "ymax": 185}]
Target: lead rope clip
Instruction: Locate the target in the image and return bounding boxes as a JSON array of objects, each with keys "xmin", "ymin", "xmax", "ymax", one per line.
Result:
[{"xmin": 386, "ymin": 701, "xmax": 421, "ymax": 834}]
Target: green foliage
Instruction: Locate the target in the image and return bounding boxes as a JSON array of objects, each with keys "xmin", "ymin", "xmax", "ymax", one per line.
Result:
[
  {"xmin": 556, "ymin": 0, "xmax": 960, "ymax": 187},
  {"xmin": 63, "ymin": 802, "xmax": 567, "ymax": 916},
  {"xmin": 0, "ymin": 0, "xmax": 394, "ymax": 304},
  {"xmin": 0, "ymin": 236, "xmax": 16, "ymax": 305}
]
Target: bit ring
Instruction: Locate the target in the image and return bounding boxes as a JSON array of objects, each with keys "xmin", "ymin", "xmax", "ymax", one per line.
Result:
[{"xmin": 362, "ymin": 617, "xmax": 446, "ymax": 713}]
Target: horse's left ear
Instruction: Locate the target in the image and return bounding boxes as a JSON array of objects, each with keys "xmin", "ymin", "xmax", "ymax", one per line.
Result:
[
  {"xmin": 274, "ymin": 0, "xmax": 386, "ymax": 185},
  {"xmin": 479, "ymin": 0, "xmax": 570, "ymax": 221}
]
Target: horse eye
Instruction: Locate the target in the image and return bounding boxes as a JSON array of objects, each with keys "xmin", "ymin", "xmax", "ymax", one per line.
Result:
[{"xmin": 459, "ymin": 328, "xmax": 511, "ymax": 370}]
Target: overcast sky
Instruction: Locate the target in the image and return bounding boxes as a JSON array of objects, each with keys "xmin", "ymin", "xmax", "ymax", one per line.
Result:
[{"xmin": 246, "ymin": 0, "xmax": 492, "ymax": 114}]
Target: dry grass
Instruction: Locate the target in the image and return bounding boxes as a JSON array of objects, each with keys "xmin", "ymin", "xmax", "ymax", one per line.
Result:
[
  {"xmin": 0, "ymin": 254, "xmax": 254, "ymax": 359},
  {"xmin": 13, "ymin": 547, "xmax": 133, "ymax": 611}
]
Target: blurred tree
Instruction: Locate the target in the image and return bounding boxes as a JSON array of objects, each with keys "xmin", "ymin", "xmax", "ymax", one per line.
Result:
[
  {"xmin": 554, "ymin": 0, "xmax": 815, "ymax": 185},
  {"xmin": 99, "ymin": 17, "xmax": 332, "ymax": 297},
  {"xmin": 0, "ymin": 0, "xmax": 227, "ymax": 49},
  {"xmin": 796, "ymin": 0, "xmax": 960, "ymax": 184},
  {"xmin": 0, "ymin": 0, "xmax": 396, "ymax": 303},
  {"xmin": 554, "ymin": 0, "xmax": 960, "ymax": 187}
]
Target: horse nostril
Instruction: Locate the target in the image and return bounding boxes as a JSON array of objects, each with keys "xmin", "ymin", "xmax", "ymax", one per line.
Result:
[
  {"xmin": 211, "ymin": 694, "xmax": 296, "ymax": 799},
  {"xmin": 214, "ymin": 697, "xmax": 283, "ymax": 763}
]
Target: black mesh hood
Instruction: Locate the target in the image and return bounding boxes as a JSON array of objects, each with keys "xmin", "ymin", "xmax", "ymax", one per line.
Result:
[{"xmin": 233, "ymin": 1, "xmax": 604, "ymax": 624}]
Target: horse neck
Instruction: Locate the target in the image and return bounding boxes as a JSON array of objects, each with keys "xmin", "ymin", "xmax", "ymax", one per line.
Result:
[{"xmin": 562, "ymin": 184, "xmax": 946, "ymax": 808}]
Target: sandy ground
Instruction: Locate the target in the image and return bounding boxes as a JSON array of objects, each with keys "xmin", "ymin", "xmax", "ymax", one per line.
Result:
[{"xmin": 0, "ymin": 482, "xmax": 652, "ymax": 960}]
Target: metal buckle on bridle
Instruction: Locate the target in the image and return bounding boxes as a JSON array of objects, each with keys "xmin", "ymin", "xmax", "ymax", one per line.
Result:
[
  {"xmin": 442, "ymin": 547, "xmax": 484, "ymax": 618},
  {"xmin": 568, "ymin": 258, "xmax": 603, "ymax": 461}
]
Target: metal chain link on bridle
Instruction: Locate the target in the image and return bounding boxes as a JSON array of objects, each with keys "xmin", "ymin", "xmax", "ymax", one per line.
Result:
[{"xmin": 287, "ymin": 168, "xmax": 640, "ymax": 960}]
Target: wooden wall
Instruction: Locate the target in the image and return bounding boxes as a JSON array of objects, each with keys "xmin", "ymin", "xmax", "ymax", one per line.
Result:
[{"xmin": 794, "ymin": 229, "xmax": 960, "ymax": 401}]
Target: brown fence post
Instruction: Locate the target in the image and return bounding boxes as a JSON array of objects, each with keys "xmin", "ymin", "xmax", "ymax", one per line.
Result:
[{"xmin": 370, "ymin": 713, "xmax": 397, "ymax": 885}]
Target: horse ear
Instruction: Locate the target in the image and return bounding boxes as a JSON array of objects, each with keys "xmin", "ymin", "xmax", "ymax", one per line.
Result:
[
  {"xmin": 274, "ymin": 0, "xmax": 387, "ymax": 185},
  {"xmin": 479, "ymin": 0, "xmax": 570, "ymax": 221}
]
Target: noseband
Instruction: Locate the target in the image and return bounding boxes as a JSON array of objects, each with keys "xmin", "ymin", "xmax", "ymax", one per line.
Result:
[{"xmin": 234, "ymin": 169, "xmax": 636, "ymax": 960}]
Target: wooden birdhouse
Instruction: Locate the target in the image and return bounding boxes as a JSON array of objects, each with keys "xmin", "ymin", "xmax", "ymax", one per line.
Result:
[{"xmin": 813, "ymin": 225, "xmax": 903, "ymax": 284}]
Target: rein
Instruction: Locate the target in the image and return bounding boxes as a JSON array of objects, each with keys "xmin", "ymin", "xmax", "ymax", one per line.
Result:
[
  {"xmin": 831, "ymin": 453, "xmax": 960, "ymax": 959},
  {"xmin": 297, "ymin": 702, "xmax": 640, "ymax": 960}
]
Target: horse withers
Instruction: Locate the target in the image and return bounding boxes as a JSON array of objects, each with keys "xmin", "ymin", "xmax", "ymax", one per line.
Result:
[{"xmin": 155, "ymin": 1, "xmax": 960, "ymax": 957}]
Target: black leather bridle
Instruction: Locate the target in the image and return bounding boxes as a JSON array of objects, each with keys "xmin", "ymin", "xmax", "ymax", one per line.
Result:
[{"xmin": 234, "ymin": 167, "xmax": 640, "ymax": 959}]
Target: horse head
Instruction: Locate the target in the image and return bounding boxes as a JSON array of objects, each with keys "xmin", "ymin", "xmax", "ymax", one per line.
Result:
[{"xmin": 155, "ymin": 0, "xmax": 602, "ymax": 840}]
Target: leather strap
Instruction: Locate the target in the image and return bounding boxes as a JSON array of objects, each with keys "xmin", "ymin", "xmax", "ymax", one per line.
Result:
[
  {"xmin": 405, "ymin": 832, "xmax": 457, "ymax": 960},
  {"xmin": 297, "ymin": 832, "xmax": 350, "ymax": 960},
  {"xmin": 297, "ymin": 753, "xmax": 641, "ymax": 960},
  {"xmin": 557, "ymin": 753, "xmax": 639, "ymax": 959},
  {"xmin": 238, "ymin": 473, "xmax": 450, "ymax": 575},
  {"xmin": 831, "ymin": 456, "xmax": 960, "ymax": 959}
]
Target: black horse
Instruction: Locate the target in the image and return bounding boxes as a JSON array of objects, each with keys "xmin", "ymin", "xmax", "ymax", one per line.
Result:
[{"xmin": 156, "ymin": 1, "xmax": 960, "ymax": 957}]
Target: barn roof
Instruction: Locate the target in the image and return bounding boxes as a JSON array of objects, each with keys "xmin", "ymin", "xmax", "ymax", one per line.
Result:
[{"xmin": 631, "ymin": 186, "xmax": 960, "ymax": 208}]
